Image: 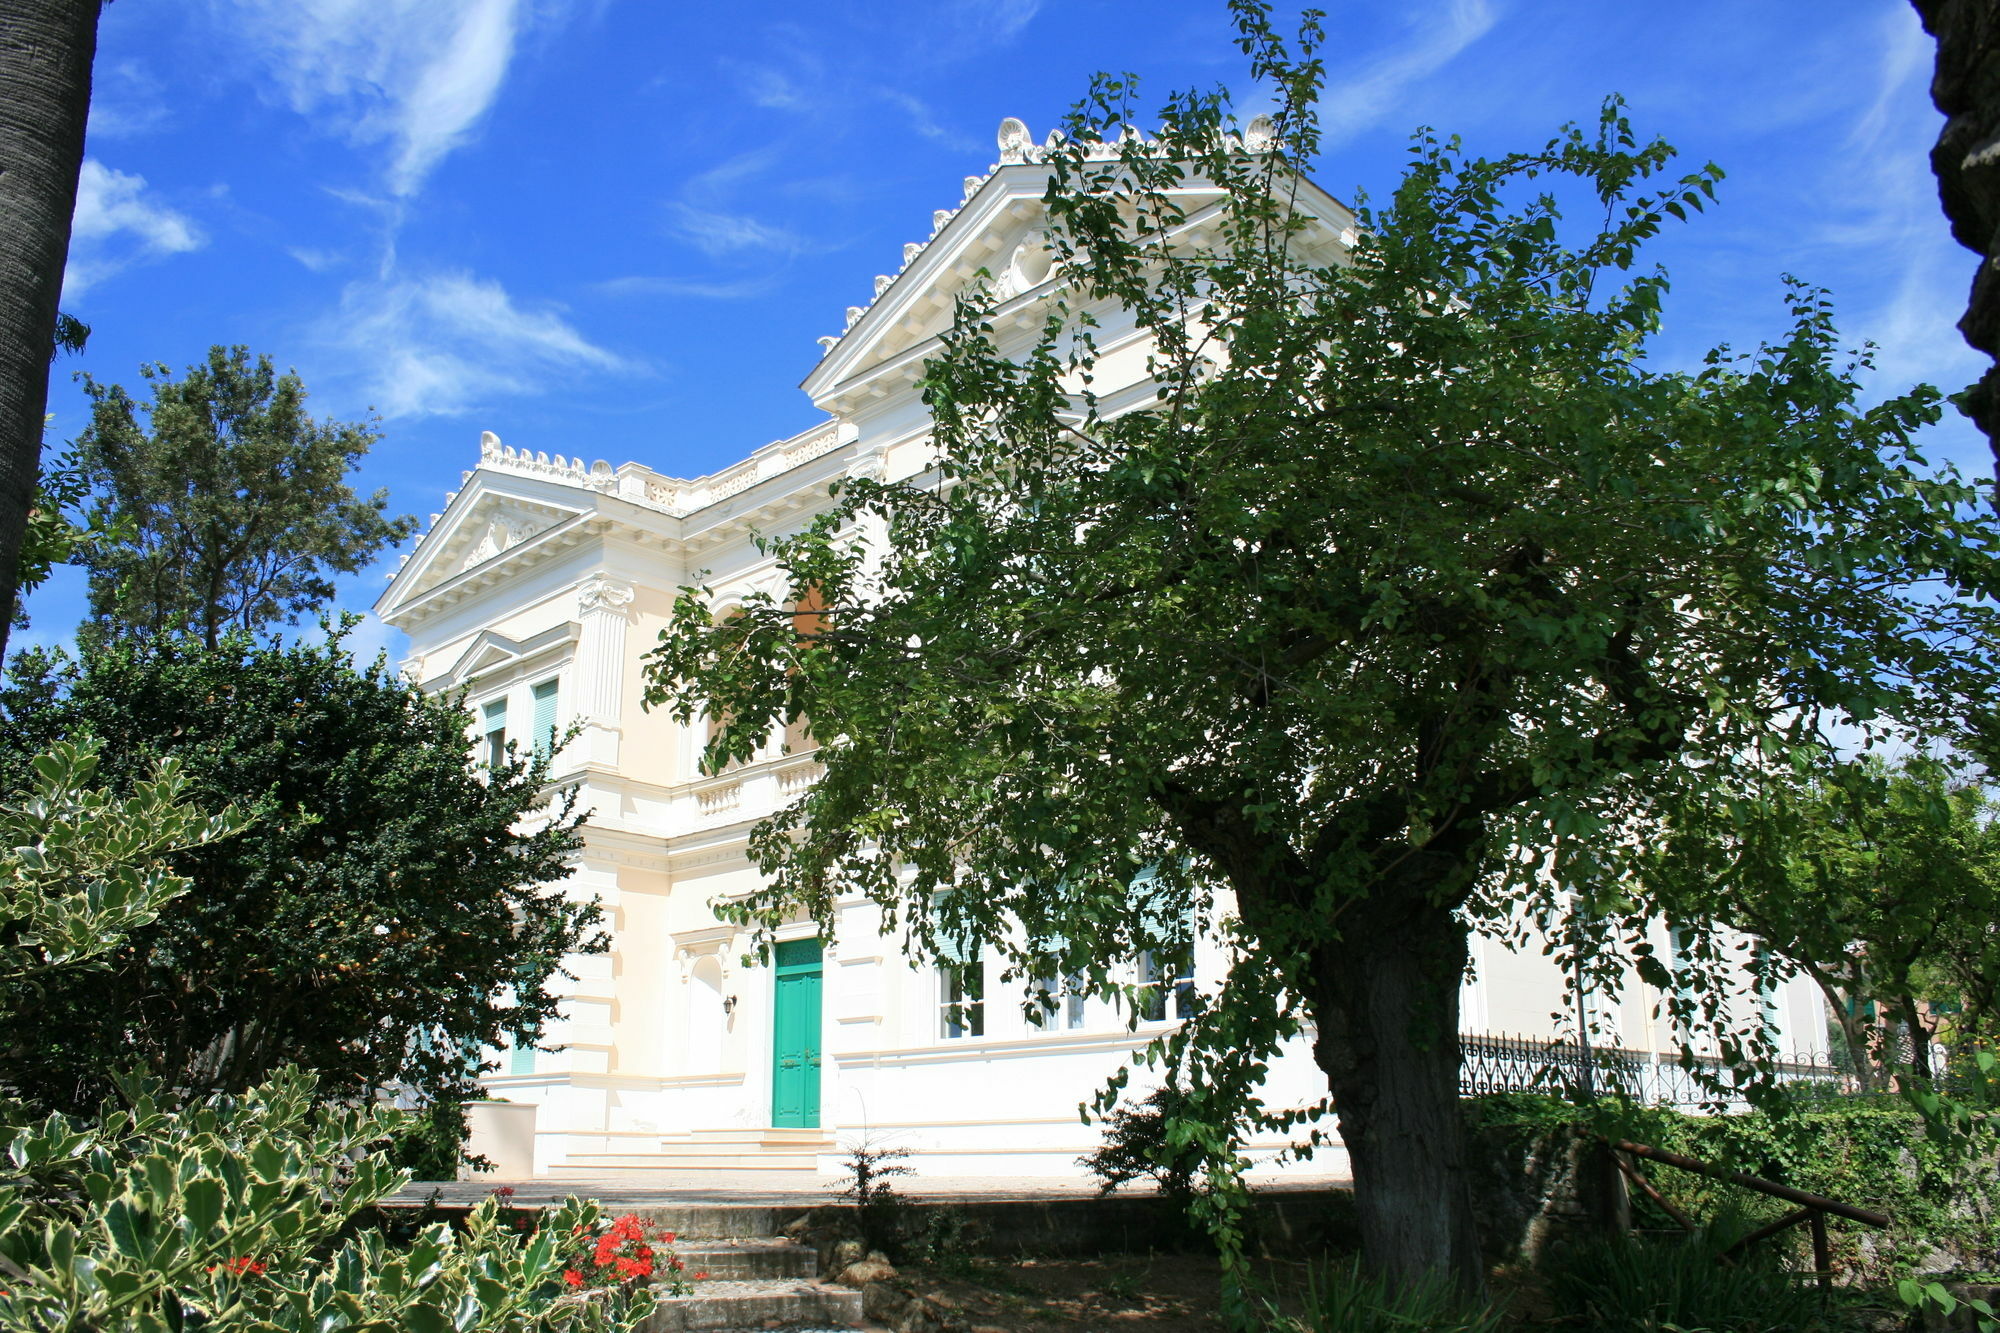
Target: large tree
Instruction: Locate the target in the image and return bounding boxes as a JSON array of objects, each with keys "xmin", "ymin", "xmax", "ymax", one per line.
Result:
[
  {"xmin": 646, "ymin": 7, "xmax": 2000, "ymax": 1293},
  {"xmin": 0, "ymin": 631, "xmax": 600, "ymax": 1113},
  {"xmin": 0, "ymin": 0, "xmax": 105, "ymax": 663},
  {"xmin": 74, "ymin": 345, "xmax": 417, "ymax": 648}
]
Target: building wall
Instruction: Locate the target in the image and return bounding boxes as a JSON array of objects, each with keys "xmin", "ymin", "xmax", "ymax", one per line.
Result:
[{"xmin": 380, "ymin": 157, "xmax": 1827, "ymax": 1178}]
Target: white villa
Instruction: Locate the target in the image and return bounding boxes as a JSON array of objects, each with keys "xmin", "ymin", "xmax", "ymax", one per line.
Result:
[{"xmin": 374, "ymin": 121, "xmax": 1828, "ymax": 1180}]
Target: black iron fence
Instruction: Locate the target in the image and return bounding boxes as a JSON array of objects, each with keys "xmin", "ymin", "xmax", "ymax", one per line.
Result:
[{"xmin": 1458, "ymin": 1032, "xmax": 1858, "ymax": 1108}]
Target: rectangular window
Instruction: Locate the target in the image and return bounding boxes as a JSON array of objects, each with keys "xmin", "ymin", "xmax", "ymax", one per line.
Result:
[
  {"xmin": 509, "ymin": 1038, "xmax": 536, "ymax": 1076},
  {"xmin": 1027, "ymin": 969, "xmax": 1089, "ymax": 1031},
  {"xmin": 1754, "ymin": 945, "xmax": 1781, "ymax": 1041},
  {"xmin": 1131, "ymin": 868, "xmax": 1196, "ymax": 1023},
  {"xmin": 1136, "ymin": 950, "xmax": 1196, "ymax": 1023},
  {"xmin": 1136, "ymin": 951, "xmax": 1167, "ymax": 1022},
  {"xmin": 1668, "ymin": 924, "xmax": 1698, "ymax": 1005},
  {"xmin": 531, "ymin": 679, "xmax": 559, "ymax": 759},
  {"xmin": 482, "ymin": 699, "xmax": 508, "ymax": 768},
  {"xmin": 939, "ymin": 952, "xmax": 984, "ymax": 1040}
]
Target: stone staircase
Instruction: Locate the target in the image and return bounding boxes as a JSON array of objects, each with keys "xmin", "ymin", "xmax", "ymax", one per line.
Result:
[
  {"xmin": 550, "ymin": 1127, "xmax": 834, "ymax": 1176},
  {"xmin": 640, "ymin": 1204, "xmax": 868, "ymax": 1333}
]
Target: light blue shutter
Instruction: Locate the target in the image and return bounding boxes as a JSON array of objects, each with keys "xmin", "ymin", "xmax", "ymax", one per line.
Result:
[
  {"xmin": 482, "ymin": 699, "xmax": 507, "ymax": 767},
  {"xmin": 509, "ymin": 1038, "xmax": 536, "ymax": 1076},
  {"xmin": 1132, "ymin": 864, "xmax": 1194, "ymax": 957},
  {"xmin": 531, "ymin": 680, "xmax": 558, "ymax": 758}
]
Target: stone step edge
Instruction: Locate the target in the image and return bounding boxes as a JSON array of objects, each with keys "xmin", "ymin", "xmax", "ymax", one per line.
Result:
[{"xmin": 644, "ymin": 1277, "xmax": 866, "ymax": 1332}]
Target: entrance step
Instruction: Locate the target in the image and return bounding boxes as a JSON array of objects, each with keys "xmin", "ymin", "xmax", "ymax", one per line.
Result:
[
  {"xmin": 644, "ymin": 1278, "xmax": 864, "ymax": 1332},
  {"xmin": 551, "ymin": 1152, "xmax": 820, "ymax": 1173},
  {"xmin": 550, "ymin": 1129, "xmax": 835, "ymax": 1176},
  {"xmin": 643, "ymin": 1206, "xmax": 867, "ymax": 1332},
  {"xmin": 674, "ymin": 1238, "xmax": 818, "ymax": 1281}
]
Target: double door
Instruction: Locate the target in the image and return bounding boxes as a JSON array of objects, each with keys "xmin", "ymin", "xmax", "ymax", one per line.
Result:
[{"xmin": 770, "ymin": 938, "xmax": 822, "ymax": 1128}]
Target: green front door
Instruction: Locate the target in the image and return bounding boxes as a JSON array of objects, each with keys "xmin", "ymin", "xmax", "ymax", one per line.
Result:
[{"xmin": 770, "ymin": 938, "xmax": 823, "ymax": 1128}]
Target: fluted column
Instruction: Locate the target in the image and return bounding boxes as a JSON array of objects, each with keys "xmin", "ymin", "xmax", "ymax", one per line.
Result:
[{"xmin": 575, "ymin": 573, "xmax": 635, "ymax": 768}]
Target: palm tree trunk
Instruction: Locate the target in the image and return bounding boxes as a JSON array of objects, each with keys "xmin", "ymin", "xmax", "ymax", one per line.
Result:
[{"xmin": 0, "ymin": 0, "xmax": 104, "ymax": 664}]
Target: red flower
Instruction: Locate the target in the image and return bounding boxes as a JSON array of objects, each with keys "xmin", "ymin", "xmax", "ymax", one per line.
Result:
[
  {"xmin": 491, "ymin": 1186, "xmax": 516, "ymax": 1199},
  {"xmin": 563, "ymin": 1269, "xmax": 584, "ymax": 1288},
  {"xmin": 691, "ymin": 1271, "xmax": 708, "ymax": 1281},
  {"xmin": 214, "ymin": 1257, "xmax": 266, "ymax": 1277}
]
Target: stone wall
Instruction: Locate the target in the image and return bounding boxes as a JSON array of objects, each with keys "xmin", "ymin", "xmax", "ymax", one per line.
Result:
[{"xmin": 1463, "ymin": 1116, "xmax": 1629, "ymax": 1265}]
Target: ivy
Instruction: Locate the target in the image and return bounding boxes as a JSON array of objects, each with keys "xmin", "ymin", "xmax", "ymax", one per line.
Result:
[{"xmin": 1468, "ymin": 1093, "xmax": 2000, "ymax": 1283}]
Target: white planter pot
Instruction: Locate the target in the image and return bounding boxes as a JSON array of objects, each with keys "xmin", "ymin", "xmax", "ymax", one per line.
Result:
[{"xmin": 459, "ymin": 1100, "xmax": 538, "ymax": 1180}]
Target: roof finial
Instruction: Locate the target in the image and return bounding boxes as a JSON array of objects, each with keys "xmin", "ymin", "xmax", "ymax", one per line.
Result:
[{"xmin": 997, "ymin": 116, "xmax": 1032, "ymax": 164}]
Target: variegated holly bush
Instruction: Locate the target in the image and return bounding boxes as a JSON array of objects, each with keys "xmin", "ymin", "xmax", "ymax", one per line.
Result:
[{"xmin": 0, "ymin": 743, "xmax": 659, "ymax": 1332}]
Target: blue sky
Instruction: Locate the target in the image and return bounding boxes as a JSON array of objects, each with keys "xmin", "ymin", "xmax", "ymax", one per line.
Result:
[{"xmin": 23, "ymin": 0, "xmax": 1984, "ymax": 658}]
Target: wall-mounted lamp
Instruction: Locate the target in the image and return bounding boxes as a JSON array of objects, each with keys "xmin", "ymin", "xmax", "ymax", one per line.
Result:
[{"xmin": 722, "ymin": 995, "xmax": 737, "ymax": 1015}]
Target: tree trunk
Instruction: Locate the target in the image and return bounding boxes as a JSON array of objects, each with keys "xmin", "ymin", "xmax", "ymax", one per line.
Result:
[
  {"xmin": 1306, "ymin": 891, "xmax": 1486, "ymax": 1297},
  {"xmin": 0, "ymin": 0, "xmax": 103, "ymax": 663},
  {"xmin": 1896, "ymin": 993, "xmax": 1935, "ymax": 1083},
  {"xmin": 1808, "ymin": 972, "xmax": 1880, "ymax": 1093}
]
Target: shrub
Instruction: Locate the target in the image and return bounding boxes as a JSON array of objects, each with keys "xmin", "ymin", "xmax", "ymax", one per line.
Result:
[
  {"xmin": 0, "ymin": 743, "xmax": 657, "ymax": 1331},
  {"xmin": 385, "ymin": 1098, "xmax": 490, "ymax": 1181},
  {"xmin": 1080, "ymin": 1085, "xmax": 1207, "ymax": 1207},
  {"xmin": 903, "ymin": 1206, "xmax": 989, "ymax": 1274},
  {"xmin": 1262, "ymin": 1257, "xmax": 1506, "ymax": 1333},
  {"xmin": 833, "ymin": 1139, "xmax": 913, "ymax": 1253},
  {"xmin": 0, "ymin": 1068, "xmax": 667, "ymax": 1332},
  {"xmin": 1538, "ymin": 1232, "xmax": 1847, "ymax": 1332},
  {"xmin": 1466, "ymin": 1092, "xmax": 2000, "ymax": 1282},
  {"xmin": 0, "ymin": 633, "xmax": 600, "ymax": 1116}
]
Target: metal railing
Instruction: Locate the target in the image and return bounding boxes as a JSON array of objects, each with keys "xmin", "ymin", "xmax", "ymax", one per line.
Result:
[{"xmin": 1458, "ymin": 1032, "xmax": 1858, "ymax": 1108}]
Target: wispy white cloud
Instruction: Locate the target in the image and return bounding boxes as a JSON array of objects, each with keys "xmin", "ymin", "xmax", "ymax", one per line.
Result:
[
  {"xmin": 1320, "ymin": 0, "xmax": 1497, "ymax": 146},
  {"xmin": 222, "ymin": 0, "xmax": 552, "ymax": 197},
  {"xmin": 914, "ymin": 0, "xmax": 1041, "ymax": 64},
  {"xmin": 720, "ymin": 22, "xmax": 986, "ymax": 151},
  {"xmin": 881, "ymin": 90, "xmax": 978, "ymax": 151},
  {"xmin": 726, "ymin": 58, "xmax": 813, "ymax": 112},
  {"xmin": 662, "ymin": 148, "xmax": 819, "ymax": 260},
  {"xmin": 86, "ymin": 59, "xmax": 172, "ymax": 138},
  {"xmin": 326, "ymin": 269, "xmax": 631, "ymax": 418},
  {"xmin": 593, "ymin": 273, "xmax": 782, "ymax": 300},
  {"xmin": 1817, "ymin": 6, "xmax": 1981, "ymax": 407},
  {"xmin": 287, "ymin": 246, "xmax": 346, "ymax": 273},
  {"xmin": 666, "ymin": 203, "xmax": 810, "ymax": 259},
  {"xmin": 63, "ymin": 159, "xmax": 205, "ymax": 298},
  {"xmin": 1845, "ymin": 8, "xmax": 1929, "ymax": 161}
]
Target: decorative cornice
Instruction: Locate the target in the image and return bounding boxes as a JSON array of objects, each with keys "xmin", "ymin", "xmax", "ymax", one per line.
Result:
[
  {"xmin": 469, "ymin": 424, "xmax": 846, "ymax": 521},
  {"xmin": 810, "ymin": 115, "xmax": 1275, "ymax": 361}
]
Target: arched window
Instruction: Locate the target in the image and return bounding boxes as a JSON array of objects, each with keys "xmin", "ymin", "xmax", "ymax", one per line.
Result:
[
  {"xmin": 701, "ymin": 606, "xmax": 748, "ymax": 773},
  {"xmin": 782, "ymin": 585, "xmax": 825, "ymax": 756}
]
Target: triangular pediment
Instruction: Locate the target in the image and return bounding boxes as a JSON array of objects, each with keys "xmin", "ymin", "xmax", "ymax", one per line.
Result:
[
  {"xmin": 430, "ymin": 621, "xmax": 581, "ymax": 690},
  {"xmin": 377, "ymin": 470, "xmax": 591, "ymax": 620},
  {"xmin": 803, "ymin": 163, "xmax": 1068, "ymax": 404},
  {"xmin": 802, "ymin": 126, "xmax": 1357, "ymax": 408}
]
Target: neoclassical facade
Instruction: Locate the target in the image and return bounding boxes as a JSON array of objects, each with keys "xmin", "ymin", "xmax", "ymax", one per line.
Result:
[{"xmin": 375, "ymin": 123, "xmax": 1827, "ymax": 1178}]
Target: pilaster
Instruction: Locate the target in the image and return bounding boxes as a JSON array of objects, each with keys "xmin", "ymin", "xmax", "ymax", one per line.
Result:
[{"xmin": 574, "ymin": 573, "xmax": 636, "ymax": 768}]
